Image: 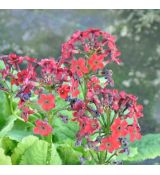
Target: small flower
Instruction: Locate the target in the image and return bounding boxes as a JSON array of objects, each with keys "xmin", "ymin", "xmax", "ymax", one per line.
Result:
[
  {"xmin": 77, "ymin": 117, "xmax": 100, "ymax": 137},
  {"xmin": 111, "ymin": 118, "xmax": 128, "ymax": 137},
  {"xmin": 39, "ymin": 58, "xmax": 56, "ymax": 74},
  {"xmin": 59, "ymin": 114, "xmax": 69, "ymax": 124},
  {"xmin": 8, "ymin": 53, "xmax": 23, "ymax": 66},
  {"xmin": 70, "ymin": 58, "xmax": 88, "ymax": 77},
  {"xmin": 38, "ymin": 94, "xmax": 55, "ymax": 111},
  {"xmin": 71, "ymin": 78, "xmax": 80, "ymax": 97},
  {"xmin": 57, "ymin": 84, "xmax": 70, "ymax": 99},
  {"xmin": 134, "ymin": 104, "xmax": 144, "ymax": 118},
  {"xmin": 128, "ymin": 125, "xmax": 142, "ymax": 142},
  {"xmin": 33, "ymin": 119, "xmax": 53, "ymax": 136},
  {"xmin": 99, "ymin": 135, "xmax": 121, "ymax": 153},
  {"xmin": 88, "ymin": 54, "xmax": 105, "ymax": 71}
]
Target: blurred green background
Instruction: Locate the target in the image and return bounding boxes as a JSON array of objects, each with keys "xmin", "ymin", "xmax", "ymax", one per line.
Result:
[{"xmin": 0, "ymin": 9, "xmax": 160, "ymax": 164}]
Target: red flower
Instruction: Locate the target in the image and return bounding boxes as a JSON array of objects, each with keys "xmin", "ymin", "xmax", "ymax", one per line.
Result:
[
  {"xmin": 128, "ymin": 124, "xmax": 142, "ymax": 142},
  {"xmin": 17, "ymin": 70, "xmax": 29, "ymax": 84},
  {"xmin": 77, "ymin": 117, "xmax": 100, "ymax": 137},
  {"xmin": 8, "ymin": 53, "xmax": 23, "ymax": 66},
  {"xmin": 70, "ymin": 58, "xmax": 88, "ymax": 77},
  {"xmin": 71, "ymin": 78, "xmax": 80, "ymax": 97},
  {"xmin": 88, "ymin": 54, "xmax": 104, "ymax": 71},
  {"xmin": 39, "ymin": 58, "xmax": 56, "ymax": 74},
  {"xmin": 111, "ymin": 118, "xmax": 128, "ymax": 137},
  {"xmin": 134, "ymin": 104, "xmax": 144, "ymax": 118},
  {"xmin": 87, "ymin": 75, "xmax": 100, "ymax": 89},
  {"xmin": 99, "ymin": 135, "xmax": 121, "ymax": 153},
  {"xmin": 33, "ymin": 119, "xmax": 52, "ymax": 136},
  {"xmin": 87, "ymin": 118, "xmax": 100, "ymax": 135},
  {"xmin": 38, "ymin": 94, "xmax": 55, "ymax": 111},
  {"xmin": 57, "ymin": 84, "xmax": 70, "ymax": 99}
]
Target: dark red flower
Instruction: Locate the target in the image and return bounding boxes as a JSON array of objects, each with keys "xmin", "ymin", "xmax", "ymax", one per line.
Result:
[
  {"xmin": 38, "ymin": 94, "xmax": 55, "ymax": 111},
  {"xmin": 88, "ymin": 54, "xmax": 105, "ymax": 71},
  {"xmin": 99, "ymin": 135, "xmax": 121, "ymax": 153},
  {"xmin": 33, "ymin": 119, "xmax": 53, "ymax": 136},
  {"xmin": 8, "ymin": 53, "xmax": 23, "ymax": 66},
  {"xmin": 70, "ymin": 58, "xmax": 88, "ymax": 77},
  {"xmin": 57, "ymin": 84, "xmax": 70, "ymax": 99},
  {"xmin": 111, "ymin": 118, "xmax": 128, "ymax": 137}
]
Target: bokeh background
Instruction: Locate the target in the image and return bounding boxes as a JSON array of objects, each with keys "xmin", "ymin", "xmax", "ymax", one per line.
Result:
[{"xmin": 0, "ymin": 9, "xmax": 160, "ymax": 164}]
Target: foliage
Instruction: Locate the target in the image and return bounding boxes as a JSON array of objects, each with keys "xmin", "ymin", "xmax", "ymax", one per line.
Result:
[{"xmin": 116, "ymin": 134, "xmax": 160, "ymax": 164}]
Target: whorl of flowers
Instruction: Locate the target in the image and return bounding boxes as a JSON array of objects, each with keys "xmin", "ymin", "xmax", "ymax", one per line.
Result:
[{"xmin": 0, "ymin": 28, "xmax": 143, "ymax": 165}]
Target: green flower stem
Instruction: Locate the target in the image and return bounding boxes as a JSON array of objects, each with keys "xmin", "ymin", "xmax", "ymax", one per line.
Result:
[
  {"xmin": 5, "ymin": 92, "xmax": 14, "ymax": 114},
  {"xmin": 79, "ymin": 81, "xmax": 85, "ymax": 99},
  {"xmin": 104, "ymin": 151, "xmax": 108, "ymax": 163},
  {"xmin": 110, "ymin": 112, "xmax": 117, "ymax": 125},
  {"xmin": 101, "ymin": 113, "xmax": 107, "ymax": 127},
  {"xmin": 89, "ymin": 150, "xmax": 98, "ymax": 164},
  {"xmin": 46, "ymin": 133, "xmax": 52, "ymax": 165},
  {"xmin": 46, "ymin": 113, "xmax": 53, "ymax": 165},
  {"xmin": 105, "ymin": 152, "xmax": 117, "ymax": 165},
  {"xmin": 106, "ymin": 108, "xmax": 111, "ymax": 134}
]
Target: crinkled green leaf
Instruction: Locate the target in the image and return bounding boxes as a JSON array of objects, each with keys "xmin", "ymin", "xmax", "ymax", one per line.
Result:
[
  {"xmin": 57, "ymin": 141, "xmax": 82, "ymax": 164},
  {"xmin": 0, "ymin": 148, "xmax": 11, "ymax": 165},
  {"xmin": 20, "ymin": 139, "xmax": 62, "ymax": 165},
  {"xmin": 12, "ymin": 135, "xmax": 62, "ymax": 165},
  {"xmin": 11, "ymin": 135, "xmax": 39, "ymax": 164}
]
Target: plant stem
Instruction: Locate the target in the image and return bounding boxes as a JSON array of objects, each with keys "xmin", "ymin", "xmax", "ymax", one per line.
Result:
[
  {"xmin": 105, "ymin": 152, "xmax": 116, "ymax": 165},
  {"xmin": 46, "ymin": 133, "xmax": 52, "ymax": 165},
  {"xmin": 46, "ymin": 114, "xmax": 53, "ymax": 165},
  {"xmin": 101, "ymin": 113, "xmax": 107, "ymax": 127},
  {"xmin": 5, "ymin": 92, "xmax": 14, "ymax": 114},
  {"xmin": 106, "ymin": 108, "xmax": 111, "ymax": 134},
  {"xmin": 89, "ymin": 150, "xmax": 98, "ymax": 164}
]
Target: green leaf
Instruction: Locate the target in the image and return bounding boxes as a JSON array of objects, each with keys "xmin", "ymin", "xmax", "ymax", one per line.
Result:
[
  {"xmin": 0, "ymin": 137, "xmax": 17, "ymax": 156},
  {"xmin": 20, "ymin": 140, "xmax": 62, "ymax": 165},
  {"xmin": 53, "ymin": 111, "xmax": 79, "ymax": 142},
  {"xmin": 11, "ymin": 135, "xmax": 62, "ymax": 165},
  {"xmin": 7, "ymin": 119, "xmax": 33, "ymax": 142},
  {"xmin": 0, "ymin": 91, "xmax": 12, "ymax": 130},
  {"xmin": 57, "ymin": 141, "xmax": 82, "ymax": 164},
  {"xmin": 11, "ymin": 135, "xmax": 39, "ymax": 165},
  {"xmin": 117, "ymin": 134, "xmax": 160, "ymax": 163},
  {"xmin": 0, "ymin": 148, "xmax": 12, "ymax": 165},
  {"xmin": 0, "ymin": 115, "xmax": 17, "ymax": 137}
]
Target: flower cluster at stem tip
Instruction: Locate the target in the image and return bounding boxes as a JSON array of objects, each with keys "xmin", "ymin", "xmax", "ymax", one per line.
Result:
[{"xmin": 0, "ymin": 28, "xmax": 143, "ymax": 164}]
